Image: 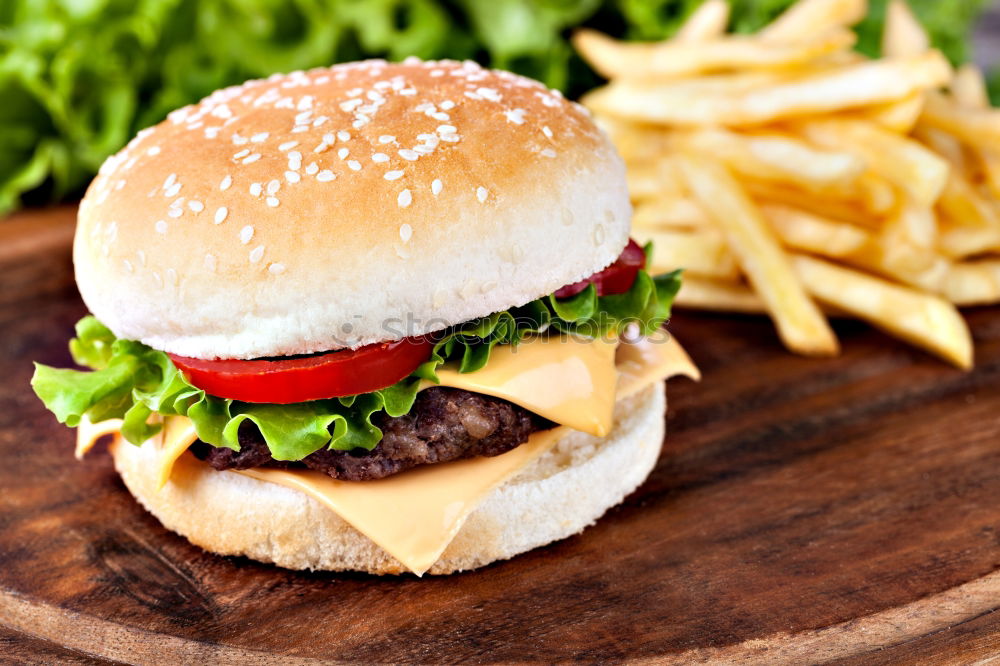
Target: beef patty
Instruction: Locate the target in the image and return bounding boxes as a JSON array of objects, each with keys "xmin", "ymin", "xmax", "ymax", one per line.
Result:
[{"xmin": 190, "ymin": 387, "xmax": 551, "ymax": 481}]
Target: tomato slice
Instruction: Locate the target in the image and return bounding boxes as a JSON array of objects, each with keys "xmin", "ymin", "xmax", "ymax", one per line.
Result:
[
  {"xmin": 169, "ymin": 336, "xmax": 434, "ymax": 404},
  {"xmin": 554, "ymin": 238, "xmax": 646, "ymax": 299}
]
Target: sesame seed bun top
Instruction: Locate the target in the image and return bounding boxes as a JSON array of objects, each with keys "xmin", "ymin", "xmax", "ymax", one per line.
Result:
[{"xmin": 74, "ymin": 58, "xmax": 631, "ymax": 360}]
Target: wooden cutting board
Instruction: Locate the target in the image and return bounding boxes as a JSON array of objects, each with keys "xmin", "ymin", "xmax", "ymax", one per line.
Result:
[{"xmin": 3, "ymin": 205, "xmax": 1000, "ymax": 664}]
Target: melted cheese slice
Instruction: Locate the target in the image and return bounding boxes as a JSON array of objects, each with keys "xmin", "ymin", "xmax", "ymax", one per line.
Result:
[
  {"xmin": 78, "ymin": 332, "xmax": 698, "ymax": 575},
  {"xmin": 431, "ymin": 334, "xmax": 619, "ymax": 436}
]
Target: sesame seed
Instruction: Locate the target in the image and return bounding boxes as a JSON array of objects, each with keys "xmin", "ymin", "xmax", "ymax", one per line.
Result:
[
  {"xmin": 251, "ymin": 132, "xmax": 269, "ymax": 143},
  {"xmin": 477, "ymin": 186, "xmax": 488, "ymax": 203},
  {"xmin": 399, "ymin": 223, "xmax": 412, "ymax": 242},
  {"xmin": 147, "ymin": 146, "xmax": 161, "ymax": 156},
  {"xmin": 249, "ymin": 245, "xmax": 265, "ymax": 263},
  {"xmin": 372, "ymin": 152, "xmax": 389, "ymax": 163},
  {"xmin": 504, "ymin": 108, "xmax": 526, "ymax": 124},
  {"xmin": 338, "ymin": 147, "xmax": 349, "ymax": 159},
  {"xmin": 542, "ymin": 125, "xmax": 553, "ymax": 139},
  {"xmin": 431, "ymin": 112, "xmax": 450, "ymax": 121},
  {"xmin": 266, "ymin": 196, "xmax": 280, "ymax": 207},
  {"xmin": 240, "ymin": 225, "xmax": 254, "ymax": 244},
  {"xmin": 340, "ymin": 99, "xmax": 362, "ymax": 111},
  {"xmin": 384, "ymin": 170, "xmax": 404, "ymax": 181},
  {"xmin": 164, "ymin": 183, "xmax": 181, "ymax": 198},
  {"xmin": 285, "ymin": 170, "xmax": 301, "ymax": 183},
  {"xmin": 305, "ymin": 163, "xmax": 319, "ymax": 175},
  {"xmin": 269, "ymin": 263, "xmax": 286, "ymax": 275},
  {"xmin": 188, "ymin": 200, "xmax": 204, "ymax": 212},
  {"xmin": 347, "ymin": 160, "xmax": 361, "ymax": 171},
  {"xmin": 541, "ymin": 148, "xmax": 557, "ymax": 158},
  {"xmin": 250, "ymin": 182, "xmax": 263, "ymax": 197},
  {"xmin": 168, "ymin": 207, "xmax": 183, "ymax": 218},
  {"xmin": 379, "ymin": 135, "xmax": 395, "ymax": 144},
  {"xmin": 267, "ymin": 179, "xmax": 281, "ymax": 195},
  {"xmin": 279, "ymin": 141, "xmax": 298, "ymax": 152},
  {"xmin": 437, "ymin": 125, "xmax": 456, "ymax": 134},
  {"xmin": 233, "ymin": 148, "xmax": 250, "ymax": 159},
  {"xmin": 214, "ymin": 207, "xmax": 228, "ymax": 224},
  {"xmin": 123, "ymin": 259, "xmax": 134, "ymax": 273},
  {"xmin": 242, "ymin": 153, "xmax": 261, "ymax": 164},
  {"xmin": 155, "ymin": 220, "xmax": 168, "ymax": 234},
  {"xmin": 291, "ymin": 125, "xmax": 309, "ymax": 133},
  {"xmin": 413, "ymin": 145, "xmax": 435, "ymax": 154},
  {"xmin": 337, "ymin": 130, "xmax": 350, "ymax": 142},
  {"xmin": 163, "ymin": 173, "xmax": 177, "ymax": 189},
  {"xmin": 440, "ymin": 100, "xmax": 455, "ymax": 110},
  {"xmin": 432, "ymin": 179, "xmax": 442, "ymax": 195},
  {"xmin": 137, "ymin": 250, "xmax": 146, "ymax": 265},
  {"xmin": 220, "ymin": 175, "xmax": 233, "ymax": 191},
  {"xmin": 316, "ymin": 170, "xmax": 335, "ymax": 182},
  {"xmin": 398, "ymin": 149, "xmax": 419, "ymax": 161},
  {"xmin": 398, "ymin": 189, "xmax": 412, "ymax": 208}
]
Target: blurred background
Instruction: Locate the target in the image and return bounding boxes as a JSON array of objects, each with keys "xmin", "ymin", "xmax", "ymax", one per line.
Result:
[{"xmin": 0, "ymin": 0, "xmax": 994, "ymax": 217}]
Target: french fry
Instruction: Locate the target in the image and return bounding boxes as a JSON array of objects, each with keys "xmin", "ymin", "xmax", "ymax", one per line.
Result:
[
  {"xmin": 798, "ymin": 118, "xmax": 949, "ymax": 208},
  {"xmin": 855, "ymin": 93, "xmax": 925, "ymax": 133},
  {"xmin": 952, "ymin": 63, "xmax": 990, "ymax": 109},
  {"xmin": 938, "ymin": 225, "xmax": 1000, "ymax": 259},
  {"xmin": 936, "ymin": 171, "xmax": 1000, "ymax": 230},
  {"xmin": 921, "ymin": 92, "xmax": 1000, "ymax": 155},
  {"xmin": 946, "ymin": 65, "xmax": 1000, "ymax": 200},
  {"xmin": 761, "ymin": 0, "xmax": 867, "ymax": 42},
  {"xmin": 882, "ymin": 195, "xmax": 937, "ymax": 249},
  {"xmin": 746, "ymin": 180, "xmax": 881, "ymax": 229},
  {"xmin": 675, "ymin": 276, "xmax": 766, "ymax": 314},
  {"xmin": 791, "ymin": 254, "xmax": 973, "ymax": 369},
  {"xmin": 598, "ymin": 117, "xmax": 670, "ymax": 164},
  {"xmin": 626, "ymin": 157, "xmax": 686, "ymax": 201},
  {"xmin": 671, "ymin": 128, "xmax": 865, "ymax": 191},
  {"xmin": 762, "ymin": 203, "xmax": 870, "ymax": 256},
  {"xmin": 633, "ymin": 197, "xmax": 708, "ymax": 230},
  {"xmin": 677, "ymin": 154, "xmax": 839, "ymax": 355},
  {"xmin": 943, "ymin": 260, "xmax": 1000, "ymax": 306},
  {"xmin": 674, "ymin": 0, "xmax": 730, "ymax": 43},
  {"xmin": 633, "ymin": 228, "xmax": 741, "ymax": 279},
  {"xmin": 585, "ymin": 51, "xmax": 951, "ymax": 127},
  {"xmin": 882, "ymin": 0, "xmax": 929, "ymax": 57},
  {"xmin": 762, "ymin": 203, "xmax": 947, "ymax": 290},
  {"xmin": 573, "ymin": 29, "xmax": 854, "ymax": 80}
]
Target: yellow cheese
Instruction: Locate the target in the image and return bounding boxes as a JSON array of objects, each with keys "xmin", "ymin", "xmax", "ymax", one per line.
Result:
[
  {"xmin": 76, "ymin": 415, "xmax": 125, "ymax": 459},
  {"xmin": 155, "ymin": 416, "xmax": 200, "ymax": 490},
  {"xmin": 238, "ymin": 332, "xmax": 697, "ymax": 575},
  {"xmin": 76, "ymin": 332, "xmax": 699, "ymax": 575},
  {"xmin": 432, "ymin": 334, "xmax": 619, "ymax": 436}
]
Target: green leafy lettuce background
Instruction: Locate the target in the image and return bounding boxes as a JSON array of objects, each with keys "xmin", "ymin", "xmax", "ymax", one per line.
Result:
[{"xmin": 0, "ymin": 0, "xmax": 990, "ymax": 214}]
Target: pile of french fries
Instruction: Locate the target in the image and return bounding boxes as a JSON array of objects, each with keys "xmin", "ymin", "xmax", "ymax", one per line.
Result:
[{"xmin": 575, "ymin": 0, "xmax": 1000, "ymax": 369}]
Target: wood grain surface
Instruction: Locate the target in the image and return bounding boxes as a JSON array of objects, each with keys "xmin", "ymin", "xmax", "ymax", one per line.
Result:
[{"xmin": 2, "ymin": 206, "xmax": 1000, "ymax": 664}]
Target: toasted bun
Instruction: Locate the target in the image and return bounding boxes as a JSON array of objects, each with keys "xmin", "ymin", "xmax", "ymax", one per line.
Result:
[
  {"xmin": 110, "ymin": 383, "xmax": 665, "ymax": 575},
  {"xmin": 75, "ymin": 59, "xmax": 630, "ymax": 360}
]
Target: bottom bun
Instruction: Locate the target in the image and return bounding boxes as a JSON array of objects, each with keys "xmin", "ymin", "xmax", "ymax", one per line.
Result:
[{"xmin": 112, "ymin": 383, "xmax": 667, "ymax": 575}]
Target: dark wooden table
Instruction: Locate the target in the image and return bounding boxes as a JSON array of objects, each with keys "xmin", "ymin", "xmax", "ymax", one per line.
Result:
[{"xmin": 3, "ymin": 206, "xmax": 1000, "ymax": 664}]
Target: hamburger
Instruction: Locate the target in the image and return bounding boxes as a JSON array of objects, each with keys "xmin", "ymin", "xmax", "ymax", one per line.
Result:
[{"xmin": 31, "ymin": 58, "xmax": 698, "ymax": 575}]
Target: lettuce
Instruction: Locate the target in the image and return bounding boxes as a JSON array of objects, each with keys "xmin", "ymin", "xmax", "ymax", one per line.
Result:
[
  {"xmin": 32, "ymin": 268, "xmax": 680, "ymax": 460},
  {"xmin": 2, "ymin": 0, "xmax": 987, "ymax": 215}
]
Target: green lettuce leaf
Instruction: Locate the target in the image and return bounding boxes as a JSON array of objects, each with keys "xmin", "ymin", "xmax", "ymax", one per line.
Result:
[{"xmin": 32, "ymin": 268, "xmax": 680, "ymax": 460}]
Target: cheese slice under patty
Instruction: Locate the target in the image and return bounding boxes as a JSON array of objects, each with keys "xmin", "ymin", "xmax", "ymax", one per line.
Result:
[{"xmin": 82, "ymin": 332, "xmax": 699, "ymax": 574}]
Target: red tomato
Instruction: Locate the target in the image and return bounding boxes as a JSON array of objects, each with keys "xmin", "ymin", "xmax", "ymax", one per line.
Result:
[
  {"xmin": 554, "ymin": 238, "xmax": 646, "ymax": 299},
  {"xmin": 169, "ymin": 336, "xmax": 434, "ymax": 404}
]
